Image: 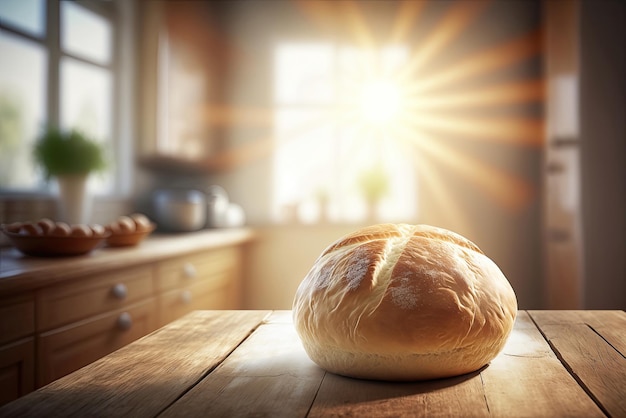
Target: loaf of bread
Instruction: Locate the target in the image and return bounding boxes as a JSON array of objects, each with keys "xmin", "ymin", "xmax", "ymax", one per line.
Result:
[{"xmin": 292, "ymin": 224, "xmax": 517, "ymax": 381}]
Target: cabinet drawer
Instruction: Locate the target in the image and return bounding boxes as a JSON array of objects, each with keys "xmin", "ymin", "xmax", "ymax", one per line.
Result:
[
  {"xmin": 37, "ymin": 265, "xmax": 155, "ymax": 331},
  {"xmin": 37, "ymin": 298, "xmax": 157, "ymax": 387},
  {"xmin": 158, "ymin": 274, "xmax": 235, "ymax": 326},
  {"xmin": 156, "ymin": 246, "xmax": 239, "ymax": 291},
  {"xmin": 0, "ymin": 338, "xmax": 35, "ymax": 407},
  {"xmin": 0, "ymin": 295, "xmax": 35, "ymax": 346}
]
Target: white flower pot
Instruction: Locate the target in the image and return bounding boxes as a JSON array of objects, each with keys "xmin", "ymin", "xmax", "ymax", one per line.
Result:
[{"xmin": 56, "ymin": 174, "xmax": 91, "ymax": 225}]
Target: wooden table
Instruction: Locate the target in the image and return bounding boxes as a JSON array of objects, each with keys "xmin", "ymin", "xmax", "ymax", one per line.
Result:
[{"xmin": 1, "ymin": 310, "xmax": 624, "ymax": 417}]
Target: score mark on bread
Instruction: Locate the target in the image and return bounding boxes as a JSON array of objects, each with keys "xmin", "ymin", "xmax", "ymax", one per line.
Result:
[{"xmin": 292, "ymin": 223, "xmax": 517, "ymax": 381}]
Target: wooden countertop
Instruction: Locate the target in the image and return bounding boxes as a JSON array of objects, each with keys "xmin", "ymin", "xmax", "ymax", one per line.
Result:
[
  {"xmin": 1, "ymin": 309, "xmax": 623, "ymax": 417},
  {"xmin": 0, "ymin": 228, "xmax": 254, "ymax": 295}
]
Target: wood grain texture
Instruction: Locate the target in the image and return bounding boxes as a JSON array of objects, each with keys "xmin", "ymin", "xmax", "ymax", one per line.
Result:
[
  {"xmin": 480, "ymin": 311, "xmax": 604, "ymax": 417},
  {"xmin": 529, "ymin": 310, "xmax": 626, "ymax": 356},
  {"xmin": 529, "ymin": 310, "xmax": 626, "ymax": 417},
  {"xmin": 0, "ymin": 310, "xmax": 270, "ymax": 418},
  {"xmin": 160, "ymin": 311, "xmax": 324, "ymax": 418},
  {"xmin": 309, "ymin": 369, "xmax": 487, "ymax": 418}
]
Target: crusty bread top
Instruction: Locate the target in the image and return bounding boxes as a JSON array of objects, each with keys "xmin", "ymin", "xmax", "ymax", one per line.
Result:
[{"xmin": 293, "ymin": 224, "xmax": 517, "ymax": 356}]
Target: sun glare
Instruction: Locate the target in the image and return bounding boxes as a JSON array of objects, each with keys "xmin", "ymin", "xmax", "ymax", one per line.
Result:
[
  {"xmin": 213, "ymin": 0, "xmax": 543, "ymax": 223},
  {"xmin": 359, "ymin": 79, "xmax": 402, "ymax": 125}
]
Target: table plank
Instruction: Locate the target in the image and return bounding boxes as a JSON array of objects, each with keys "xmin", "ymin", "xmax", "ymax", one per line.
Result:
[
  {"xmin": 0, "ymin": 310, "xmax": 270, "ymax": 418},
  {"xmin": 529, "ymin": 310, "xmax": 626, "ymax": 356},
  {"xmin": 1, "ymin": 310, "xmax": 619, "ymax": 417},
  {"xmin": 479, "ymin": 311, "xmax": 604, "ymax": 417},
  {"xmin": 529, "ymin": 310, "xmax": 626, "ymax": 417},
  {"xmin": 160, "ymin": 311, "xmax": 324, "ymax": 418},
  {"xmin": 308, "ymin": 369, "xmax": 488, "ymax": 417}
]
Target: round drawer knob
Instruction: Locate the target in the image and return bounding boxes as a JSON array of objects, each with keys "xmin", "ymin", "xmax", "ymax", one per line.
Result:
[
  {"xmin": 181, "ymin": 290, "xmax": 192, "ymax": 305},
  {"xmin": 117, "ymin": 312, "xmax": 133, "ymax": 331},
  {"xmin": 183, "ymin": 263, "xmax": 197, "ymax": 279},
  {"xmin": 112, "ymin": 283, "xmax": 128, "ymax": 300}
]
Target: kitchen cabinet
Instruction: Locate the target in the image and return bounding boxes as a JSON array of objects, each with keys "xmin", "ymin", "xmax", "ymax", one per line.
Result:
[
  {"xmin": 0, "ymin": 228, "xmax": 253, "ymax": 405},
  {"xmin": 37, "ymin": 299, "xmax": 158, "ymax": 387},
  {"xmin": 156, "ymin": 247, "xmax": 241, "ymax": 326},
  {"xmin": 0, "ymin": 294, "xmax": 35, "ymax": 405},
  {"xmin": 37, "ymin": 265, "xmax": 155, "ymax": 331},
  {"xmin": 35, "ymin": 265, "xmax": 158, "ymax": 387},
  {"xmin": 137, "ymin": 1, "xmax": 231, "ymax": 173}
]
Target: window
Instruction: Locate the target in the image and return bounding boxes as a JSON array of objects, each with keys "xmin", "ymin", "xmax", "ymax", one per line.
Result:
[
  {"xmin": 273, "ymin": 43, "xmax": 417, "ymax": 224},
  {"xmin": 0, "ymin": 0, "xmax": 127, "ymax": 195}
]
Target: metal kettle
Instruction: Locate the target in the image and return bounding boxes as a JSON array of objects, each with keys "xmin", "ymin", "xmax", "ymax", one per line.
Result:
[
  {"xmin": 205, "ymin": 185, "xmax": 229, "ymax": 228},
  {"xmin": 152, "ymin": 188, "xmax": 207, "ymax": 232}
]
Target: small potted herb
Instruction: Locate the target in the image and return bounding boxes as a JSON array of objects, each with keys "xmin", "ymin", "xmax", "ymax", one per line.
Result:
[
  {"xmin": 357, "ymin": 164, "xmax": 390, "ymax": 222},
  {"xmin": 33, "ymin": 126, "xmax": 106, "ymax": 180},
  {"xmin": 33, "ymin": 126, "xmax": 107, "ymax": 223}
]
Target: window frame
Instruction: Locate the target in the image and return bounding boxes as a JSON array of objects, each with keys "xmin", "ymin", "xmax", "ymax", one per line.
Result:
[{"xmin": 0, "ymin": 0, "xmax": 132, "ymax": 197}]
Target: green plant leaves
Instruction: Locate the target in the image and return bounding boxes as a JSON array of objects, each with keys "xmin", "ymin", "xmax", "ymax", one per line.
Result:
[{"xmin": 33, "ymin": 126, "xmax": 107, "ymax": 179}]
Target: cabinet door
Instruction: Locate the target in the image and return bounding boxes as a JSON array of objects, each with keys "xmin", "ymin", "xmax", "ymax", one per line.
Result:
[
  {"xmin": 0, "ymin": 295, "xmax": 35, "ymax": 346},
  {"xmin": 37, "ymin": 299, "xmax": 157, "ymax": 387},
  {"xmin": 0, "ymin": 338, "xmax": 35, "ymax": 406}
]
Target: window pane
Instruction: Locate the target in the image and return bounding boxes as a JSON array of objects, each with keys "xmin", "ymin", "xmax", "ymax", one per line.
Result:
[
  {"xmin": 0, "ymin": 0, "xmax": 45, "ymax": 37},
  {"xmin": 272, "ymin": 43, "xmax": 416, "ymax": 224},
  {"xmin": 336, "ymin": 127, "xmax": 417, "ymax": 222},
  {"xmin": 61, "ymin": 2, "xmax": 111, "ymax": 64},
  {"xmin": 273, "ymin": 109, "xmax": 335, "ymax": 223},
  {"xmin": 0, "ymin": 32, "xmax": 46, "ymax": 189},
  {"xmin": 275, "ymin": 43, "xmax": 334, "ymax": 104},
  {"xmin": 60, "ymin": 57, "xmax": 112, "ymax": 193}
]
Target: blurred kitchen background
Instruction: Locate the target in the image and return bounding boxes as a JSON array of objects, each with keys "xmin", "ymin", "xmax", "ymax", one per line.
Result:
[{"xmin": 0, "ymin": 0, "xmax": 624, "ymax": 310}]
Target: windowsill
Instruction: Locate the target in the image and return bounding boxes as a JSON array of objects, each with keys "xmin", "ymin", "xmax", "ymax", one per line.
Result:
[{"xmin": 0, "ymin": 194, "xmax": 134, "ymax": 225}]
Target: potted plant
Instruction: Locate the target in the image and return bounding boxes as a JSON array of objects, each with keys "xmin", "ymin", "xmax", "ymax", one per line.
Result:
[
  {"xmin": 33, "ymin": 126, "xmax": 107, "ymax": 224},
  {"xmin": 357, "ymin": 164, "xmax": 390, "ymax": 222}
]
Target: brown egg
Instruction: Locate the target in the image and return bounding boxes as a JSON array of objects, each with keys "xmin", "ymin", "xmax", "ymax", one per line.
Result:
[
  {"xmin": 37, "ymin": 218, "xmax": 56, "ymax": 235},
  {"xmin": 90, "ymin": 224, "xmax": 106, "ymax": 237},
  {"xmin": 4, "ymin": 222, "xmax": 23, "ymax": 234},
  {"xmin": 50, "ymin": 222, "xmax": 72, "ymax": 237},
  {"xmin": 130, "ymin": 213, "xmax": 152, "ymax": 232},
  {"xmin": 71, "ymin": 224, "xmax": 93, "ymax": 237},
  {"xmin": 107, "ymin": 220, "xmax": 122, "ymax": 234},
  {"xmin": 116, "ymin": 216, "xmax": 136, "ymax": 233},
  {"xmin": 20, "ymin": 222, "xmax": 42, "ymax": 236}
]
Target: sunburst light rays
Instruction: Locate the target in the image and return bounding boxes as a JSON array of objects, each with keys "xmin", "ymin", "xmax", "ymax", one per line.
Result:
[
  {"xmin": 213, "ymin": 0, "xmax": 542, "ymax": 221},
  {"xmin": 408, "ymin": 144, "xmax": 475, "ymax": 235},
  {"xmin": 392, "ymin": 124, "xmax": 535, "ymax": 212},
  {"xmin": 389, "ymin": 0, "xmax": 427, "ymax": 44},
  {"xmin": 402, "ymin": 79, "xmax": 544, "ymax": 111},
  {"xmin": 397, "ymin": 0, "xmax": 491, "ymax": 83},
  {"xmin": 409, "ymin": 29, "xmax": 543, "ymax": 95},
  {"xmin": 396, "ymin": 110, "xmax": 543, "ymax": 147}
]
